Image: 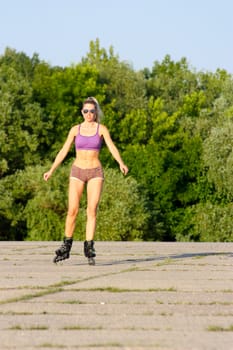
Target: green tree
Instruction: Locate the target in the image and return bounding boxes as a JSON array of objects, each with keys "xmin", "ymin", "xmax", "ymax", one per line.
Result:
[
  {"xmin": 144, "ymin": 55, "xmax": 198, "ymax": 114},
  {"xmin": 202, "ymin": 119, "xmax": 233, "ymax": 201},
  {"xmin": 0, "ymin": 47, "xmax": 39, "ymax": 80},
  {"xmin": 32, "ymin": 61, "xmax": 107, "ymax": 159},
  {"xmin": 123, "ymin": 95, "xmax": 204, "ymax": 241},
  {"xmin": 82, "ymin": 39, "xmax": 147, "ymax": 144},
  {"xmin": 2, "ymin": 44, "xmax": 233, "ymax": 243},
  {"xmin": 0, "ymin": 64, "xmax": 48, "ymax": 175}
]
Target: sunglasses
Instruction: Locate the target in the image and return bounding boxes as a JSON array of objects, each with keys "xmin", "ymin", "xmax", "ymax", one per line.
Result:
[{"xmin": 83, "ymin": 109, "xmax": 96, "ymax": 114}]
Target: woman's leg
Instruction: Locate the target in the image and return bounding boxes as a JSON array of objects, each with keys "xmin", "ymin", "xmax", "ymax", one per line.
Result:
[
  {"xmin": 65, "ymin": 178, "xmax": 85, "ymax": 238},
  {"xmin": 85, "ymin": 178, "xmax": 103, "ymax": 241}
]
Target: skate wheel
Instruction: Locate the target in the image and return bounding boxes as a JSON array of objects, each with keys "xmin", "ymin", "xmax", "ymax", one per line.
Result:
[
  {"xmin": 53, "ymin": 253, "xmax": 70, "ymax": 264},
  {"xmin": 53, "ymin": 255, "xmax": 63, "ymax": 264},
  {"xmin": 88, "ymin": 257, "xmax": 95, "ymax": 266}
]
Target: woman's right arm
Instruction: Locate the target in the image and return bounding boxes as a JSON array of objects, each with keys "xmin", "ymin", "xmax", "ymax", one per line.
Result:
[{"xmin": 43, "ymin": 126, "xmax": 77, "ymax": 181}]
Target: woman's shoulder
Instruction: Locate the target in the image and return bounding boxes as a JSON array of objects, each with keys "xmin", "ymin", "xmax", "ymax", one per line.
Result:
[
  {"xmin": 69, "ymin": 124, "xmax": 79, "ymax": 136},
  {"xmin": 99, "ymin": 123, "xmax": 108, "ymax": 133}
]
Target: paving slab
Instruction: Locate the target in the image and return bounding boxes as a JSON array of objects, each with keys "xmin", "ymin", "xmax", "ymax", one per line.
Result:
[{"xmin": 0, "ymin": 241, "xmax": 233, "ymax": 350}]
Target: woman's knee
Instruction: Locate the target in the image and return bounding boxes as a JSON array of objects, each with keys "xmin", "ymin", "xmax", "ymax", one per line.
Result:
[
  {"xmin": 86, "ymin": 206, "xmax": 97, "ymax": 219},
  {"xmin": 67, "ymin": 207, "xmax": 79, "ymax": 218}
]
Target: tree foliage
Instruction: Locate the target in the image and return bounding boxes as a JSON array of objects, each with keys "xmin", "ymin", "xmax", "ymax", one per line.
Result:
[
  {"xmin": 0, "ymin": 65, "xmax": 43, "ymax": 175},
  {"xmin": 1, "ymin": 42, "xmax": 233, "ymax": 241},
  {"xmin": 203, "ymin": 119, "xmax": 233, "ymax": 200}
]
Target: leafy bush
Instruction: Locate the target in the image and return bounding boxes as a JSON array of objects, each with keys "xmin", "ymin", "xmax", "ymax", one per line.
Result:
[
  {"xmin": 203, "ymin": 120, "xmax": 233, "ymax": 200},
  {"xmin": 0, "ymin": 163, "xmax": 149, "ymax": 241},
  {"xmin": 187, "ymin": 203, "xmax": 233, "ymax": 242}
]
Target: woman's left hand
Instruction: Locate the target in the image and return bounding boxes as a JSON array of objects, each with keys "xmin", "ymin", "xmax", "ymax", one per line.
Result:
[{"xmin": 120, "ymin": 164, "xmax": 129, "ymax": 175}]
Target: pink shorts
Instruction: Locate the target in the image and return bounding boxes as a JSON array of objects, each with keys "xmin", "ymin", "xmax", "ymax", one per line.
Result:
[{"xmin": 70, "ymin": 165, "xmax": 104, "ymax": 183}]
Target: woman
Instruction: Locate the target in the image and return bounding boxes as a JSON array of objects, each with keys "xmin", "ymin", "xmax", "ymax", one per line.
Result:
[{"xmin": 43, "ymin": 97, "xmax": 128, "ymax": 265}]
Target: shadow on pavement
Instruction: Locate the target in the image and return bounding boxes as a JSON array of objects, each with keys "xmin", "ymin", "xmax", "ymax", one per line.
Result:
[{"xmin": 98, "ymin": 251, "xmax": 233, "ymax": 266}]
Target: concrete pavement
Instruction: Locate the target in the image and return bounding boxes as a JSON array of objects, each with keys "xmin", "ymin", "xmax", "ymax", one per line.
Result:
[{"xmin": 0, "ymin": 241, "xmax": 233, "ymax": 349}]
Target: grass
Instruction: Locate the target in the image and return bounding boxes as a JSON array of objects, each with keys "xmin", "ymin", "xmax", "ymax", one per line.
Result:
[
  {"xmin": 0, "ymin": 311, "xmax": 33, "ymax": 315},
  {"xmin": 0, "ymin": 284, "xmax": 177, "ymax": 307},
  {"xmin": 60, "ymin": 300, "xmax": 85, "ymax": 304},
  {"xmin": 199, "ymin": 301, "xmax": 233, "ymax": 305},
  {"xmin": 72, "ymin": 286, "xmax": 177, "ymax": 293},
  {"xmin": 207, "ymin": 324, "xmax": 233, "ymax": 332},
  {"xmin": 8, "ymin": 325, "xmax": 22, "ymax": 330},
  {"xmin": 193, "ymin": 255, "xmax": 206, "ymax": 260},
  {"xmin": 38, "ymin": 344, "xmax": 65, "ymax": 348},
  {"xmin": 28, "ymin": 325, "xmax": 49, "ymax": 330},
  {"xmin": 0, "ymin": 287, "xmax": 64, "ymax": 305},
  {"xmin": 8, "ymin": 325, "xmax": 48, "ymax": 330},
  {"xmin": 61, "ymin": 325, "xmax": 103, "ymax": 330},
  {"xmin": 156, "ymin": 299, "xmax": 164, "ymax": 304},
  {"xmin": 38, "ymin": 344, "xmax": 125, "ymax": 349},
  {"xmin": 159, "ymin": 312, "xmax": 173, "ymax": 316},
  {"xmin": 154, "ymin": 258, "xmax": 173, "ymax": 267}
]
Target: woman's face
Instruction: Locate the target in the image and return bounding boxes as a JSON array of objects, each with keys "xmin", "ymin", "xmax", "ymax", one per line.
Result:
[{"xmin": 82, "ymin": 103, "xmax": 96, "ymax": 122}]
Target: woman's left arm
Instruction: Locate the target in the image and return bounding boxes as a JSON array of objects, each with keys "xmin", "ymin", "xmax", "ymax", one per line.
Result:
[{"xmin": 100, "ymin": 125, "xmax": 129, "ymax": 175}]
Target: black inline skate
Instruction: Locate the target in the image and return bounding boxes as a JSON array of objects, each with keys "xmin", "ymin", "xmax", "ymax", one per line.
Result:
[
  {"xmin": 84, "ymin": 240, "xmax": 96, "ymax": 265},
  {"xmin": 53, "ymin": 237, "xmax": 73, "ymax": 263}
]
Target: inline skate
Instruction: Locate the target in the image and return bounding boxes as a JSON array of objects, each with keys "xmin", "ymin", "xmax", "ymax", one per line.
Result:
[
  {"xmin": 84, "ymin": 240, "xmax": 96, "ymax": 265},
  {"xmin": 53, "ymin": 237, "xmax": 73, "ymax": 263}
]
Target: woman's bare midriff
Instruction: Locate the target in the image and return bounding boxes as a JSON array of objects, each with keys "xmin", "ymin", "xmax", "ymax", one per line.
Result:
[{"xmin": 73, "ymin": 150, "xmax": 102, "ymax": 169}]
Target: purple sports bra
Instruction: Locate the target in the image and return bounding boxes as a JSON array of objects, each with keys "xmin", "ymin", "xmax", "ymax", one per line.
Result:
[{"xmin": 75, "ymin": 124, "xmax": 103, "ymax": 151}]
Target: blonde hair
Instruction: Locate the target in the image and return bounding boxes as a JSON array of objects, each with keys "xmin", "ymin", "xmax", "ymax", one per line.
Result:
[{"xmin": 82, "ymin": 97, "xmax": 103, "ymax": 123}]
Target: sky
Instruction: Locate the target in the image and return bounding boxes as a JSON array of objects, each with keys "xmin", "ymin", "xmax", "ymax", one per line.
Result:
[{"xmin": 0, "ymin": 0, "xmax": 232, "ymax": 73}]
